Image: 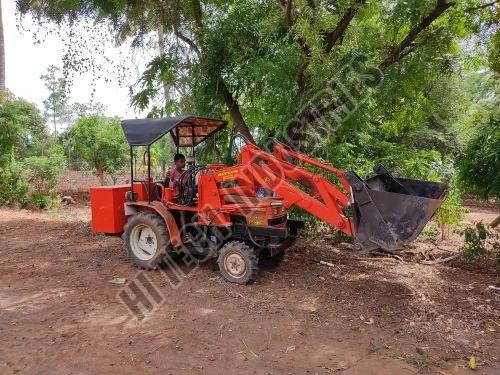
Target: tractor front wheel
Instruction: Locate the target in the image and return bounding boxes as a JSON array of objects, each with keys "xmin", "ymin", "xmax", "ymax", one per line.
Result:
[
  {"xmin": 217, "ymin": 241, "xmax": 258, "ymax": 285},
  {"xmin": 123, "ymin": 212, "xmax": 170, "ymax": 270}
]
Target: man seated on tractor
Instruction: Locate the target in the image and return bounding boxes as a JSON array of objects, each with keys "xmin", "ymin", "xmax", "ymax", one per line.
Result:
[{"xmin": 164, "ymin": 153, "xmax": 186, "ymax": 188}]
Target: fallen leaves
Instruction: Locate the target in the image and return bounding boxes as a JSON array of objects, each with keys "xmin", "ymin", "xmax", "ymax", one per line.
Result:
[{"xmin": 469, "ymin": 354, "xmax": 476, "ymax": 370}]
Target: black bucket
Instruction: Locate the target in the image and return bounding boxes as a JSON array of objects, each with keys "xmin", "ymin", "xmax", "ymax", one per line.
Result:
[{"xmin": 345, "ymin": 165, "xmax": 448, "ymax": 251}]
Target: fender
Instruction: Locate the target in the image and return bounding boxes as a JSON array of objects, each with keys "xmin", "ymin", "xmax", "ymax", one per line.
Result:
[{"xmin": 125, "ymin": 201, "xmax": 182, "ymax": 247}]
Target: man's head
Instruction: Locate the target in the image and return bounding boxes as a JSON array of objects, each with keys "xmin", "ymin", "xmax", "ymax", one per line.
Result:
[{"xmin": 174, "ymin": 153, "xmax": 186, "ymax": 170}]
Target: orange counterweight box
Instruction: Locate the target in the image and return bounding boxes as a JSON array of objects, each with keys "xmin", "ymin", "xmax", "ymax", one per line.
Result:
[{"xmin": 90, "ymin": 183, "xmax": 147, "ymax": 234}]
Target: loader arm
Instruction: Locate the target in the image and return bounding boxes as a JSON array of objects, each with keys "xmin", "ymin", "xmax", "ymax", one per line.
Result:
[{"xmin": 239, "ymin": 143, "xmax": 354, "ymax": 236}]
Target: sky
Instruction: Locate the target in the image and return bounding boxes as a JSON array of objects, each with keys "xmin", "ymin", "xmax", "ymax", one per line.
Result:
[{"xmin": 3, "ymin": 0, "xmax": 151, "ymax": 126}]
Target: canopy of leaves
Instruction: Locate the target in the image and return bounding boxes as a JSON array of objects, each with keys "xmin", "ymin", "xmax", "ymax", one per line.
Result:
[
  {"xmin": 15, "ymin": 0, "xmax": 499, "ymax": 186},
  {"xmin": 458, "ymin": 114, "xmax": 500, "ymax": 199},
  {"xmin": 0, "ymin": 92, "xmax": 47, "ymax": 167},
  {"xmin": 70, "ymin": 116, "xmax": 127, "ymax": 184}
]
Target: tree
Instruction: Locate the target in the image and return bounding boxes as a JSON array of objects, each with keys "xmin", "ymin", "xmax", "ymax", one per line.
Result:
[
  {"xmin": 0, "ymin": 0, "xmax": 5, "ymax": 91},
  {"xmin": 70, "ymin": 116, "xmax": 127, "ymax": 185},
  {"xmin": 16, "ymin": 0, "xmax": 498, "ymax": 179},
  {"xmin": 40, "ymin": 65, "xmax": 69, "ymax": 135},
  {"xmin": 0, "ymin": 92, "xmax": 47, "ymax": 167},
  {"xmin": 70, "ymin": 101, "xmax": 106, "ymax": 118},
  {"xmin": 17, "ymin": 0, "xmax": 256, "ymax": 141}
]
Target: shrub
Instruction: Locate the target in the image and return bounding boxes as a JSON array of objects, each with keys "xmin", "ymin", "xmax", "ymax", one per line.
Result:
[
  {"xmin": 458, "ymin": 117, "xmax": 499, "ymax": 200},
  {"xmin": 0, "ymin": 166, "xmax": 28, "ymax": 206},
  {"xmin": 21, "ymin": 145, "xmax": 67, "ymax": 195},
  {"xmin": 461, "ymin": 222, "xmax": 500, "ymax": 265},
  {"xmin": 433, "ymin": 188, "xmax": 467, "ymax": 240}
]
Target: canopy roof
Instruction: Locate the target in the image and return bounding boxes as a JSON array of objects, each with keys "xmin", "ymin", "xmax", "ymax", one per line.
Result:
[{"xmin": 121, "ymin": 116, "xmax": 227, "ymax": 147}]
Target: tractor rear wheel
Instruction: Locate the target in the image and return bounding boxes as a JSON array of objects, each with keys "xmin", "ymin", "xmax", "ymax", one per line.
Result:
[
  {"xmin": 217, "ymin": 241, "xmax": 258, "ymax": 285},
  {"xmin": 123, "ymin": 211, "xmax": 170, "ymax": 270}
]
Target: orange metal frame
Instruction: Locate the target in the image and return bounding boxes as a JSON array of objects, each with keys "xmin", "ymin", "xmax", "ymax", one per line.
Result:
[
  {"xmin": 240, "ymin": 143, "xmax": 353, "ymax": 235},
  {"xmin": 145, "ymin": 143, "xmax": 353, "ymax": 236}
]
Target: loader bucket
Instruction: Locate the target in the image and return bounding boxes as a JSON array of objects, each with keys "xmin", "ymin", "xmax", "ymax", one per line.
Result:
[{"xmin": 345, "ymin": 165, "xmax": 448, "ymax": 251}]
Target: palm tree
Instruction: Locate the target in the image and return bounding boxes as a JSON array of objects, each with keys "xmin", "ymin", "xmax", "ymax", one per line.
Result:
[{"xmin": 0, "ymin": 0, "xmax": 5, "ymax": 92}]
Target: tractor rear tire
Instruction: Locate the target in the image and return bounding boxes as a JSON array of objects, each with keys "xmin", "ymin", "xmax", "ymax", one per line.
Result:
[
  {"xmin": 258, "ymin": 249, "xmax": 285, "ymax": 268},
  {"xmin": 123, "ymin": 211, "xmax": 171, "ymax": 270},
  {"xmin": 217, "ymin": 241, "xmax": 258, "ymax": 285}
]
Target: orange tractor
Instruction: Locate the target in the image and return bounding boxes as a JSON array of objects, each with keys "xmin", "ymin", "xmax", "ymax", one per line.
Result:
[{"xmin": 90, "ymin": 116, "xmax": 448, "ymax": 284}]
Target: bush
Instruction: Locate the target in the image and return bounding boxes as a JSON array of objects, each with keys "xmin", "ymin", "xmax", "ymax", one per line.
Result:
[
  {"xmin": 0, "ymin": 166, "xmax": 28, "ymax": 206},
  {"xmin": 21, "ymin": 145, "xmax": 67, "ymax": 195},
  {"xmin": 458, "ymin": 117, "xmax": 500, "ymax": 200},
  {"xmin": 433, "ymin": 188, "xmax": 467, "ymax": 240},
  {"xmin": 460, "ymin": 222, "xmax": 499, "ymax": 265}
]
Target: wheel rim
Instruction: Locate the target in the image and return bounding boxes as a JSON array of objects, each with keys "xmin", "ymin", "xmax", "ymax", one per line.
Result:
[
  {"xmin": 224, "ymin": 252, "xmax": 247, "ymax": 278},
  {"xmin": 129, "ymin": 224, "xmax": 158, "ymax": 261}
]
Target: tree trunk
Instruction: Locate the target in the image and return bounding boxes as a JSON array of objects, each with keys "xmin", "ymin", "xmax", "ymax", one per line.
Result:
[
  {"xmin": 52, "ymin": 97, "xmax": 57, "ymax": 135},
  {"xmin": 157, "ymin": 20, "xmax": 177, "ymax": 162},
  {"xmin": 0, "ymin": 0, "xmax": 5, "ymax": 92},
  {"xmin": 99, "ymin": 172, "xmax": 105, "ymax": 186},
  {"xmin": 219, "ymin": 80, "xmax": 254, "ymax": 143},
  {"xmin": 187, "ymin": 0, "xmax": 253, "ymax": 145}
]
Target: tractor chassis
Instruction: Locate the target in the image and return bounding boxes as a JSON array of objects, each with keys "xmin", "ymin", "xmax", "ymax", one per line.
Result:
[{"xmin": 177, "ymin": 219, "xmax": 304, "ymax": 260}]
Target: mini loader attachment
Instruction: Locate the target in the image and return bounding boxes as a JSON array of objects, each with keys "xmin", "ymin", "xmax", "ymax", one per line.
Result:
[
  {"xmin": 345, "ymin": 165, "xmax": 448, "ymax": 251},
  {"xmin": 249, "ymin": 143, "xmax": 449, "ymax": 252}
]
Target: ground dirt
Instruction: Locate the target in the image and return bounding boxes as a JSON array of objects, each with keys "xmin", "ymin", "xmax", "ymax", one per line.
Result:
[{"xmin": 0, "ymin": 176, "xmax": 498, "ymax": 374}]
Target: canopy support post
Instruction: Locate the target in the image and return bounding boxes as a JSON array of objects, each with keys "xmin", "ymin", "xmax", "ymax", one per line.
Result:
[
  {"xmin": 191, "ymin": 123, "xmax": 195, "ymax": 166},
  {"xmin": 176, "ymin": 126, "xmax": 180, "ymax": 154},
  {"xmin": 129, "ymin": 147, "xmax": 135, "ymax": 201},
  {"xmin": 147, "ymin": 145, "xmax": 151, "ymax": 204}
]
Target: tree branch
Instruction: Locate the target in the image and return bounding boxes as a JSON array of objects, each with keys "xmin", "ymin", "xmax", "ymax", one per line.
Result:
[
  {"xmin": 466, "ymin": 0, "xmax": 499, "ymax": 12},
  {"xmin": 173, "ymin": 29, "xmax": 200, "ymax": 55},
  {"xmin": 380, "ymin": 0, "xmax": 455, "ymax": 69},
  {"xmin": 285, "ymin": 0, "xmax": 293, "ymax": 27},
  {"xmin": 296, "ymin": 54, "xmax": 311, "ymax": 92},
  {"xmin": 306, "ymin": 0, "xmax": 316, "ymax": 9},
  {"xmin": 323, "ymin": 0, "xmax": 366, "ymax": 53},
  {"xmin": 288, "ymin": 0, "xmax": 456, "ymax": 142},
  {"xmin": 219, "ymin": 80, "xmax": 255, "ymax": 143},
  {"xmin": 277, "ymin": 0, "xmax": 312, "ymax": 91}
]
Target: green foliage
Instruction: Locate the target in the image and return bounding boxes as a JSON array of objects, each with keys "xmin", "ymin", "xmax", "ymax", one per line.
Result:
[
  {"xmin": 421, "ymin": 226, "xmax": 439, "ymax": 239},
  {"xmin": 0, "ymin": 166, "xmax": 28, "ymax": 206},
  {"xmin": 0, "ymin": 92, "xmax": 48, "ymax": 167},
  {"xmin": 40, "ymin": 65, "xmax": 70, "ymax": 134},
  {"xmin": 458, "ymin": 114, "xmax": 500, "ymax": 199},
  {"xmin": 460, "ymin": 222, "xmax": 500, "ymax": 265},
  {"xmin": 21, "ymin": 145, "xmax": 67, "ymax": 195},
  {"xmin": 20, "ymin": 191, "xmax": 52, "ymax": 209},
  {"xmin": 70, "ymin": 116, "xmax": 127, "ymax": 184},
  {"xmin": 433, "ymin": 188, "xmax": 467, "ymax": 240}
]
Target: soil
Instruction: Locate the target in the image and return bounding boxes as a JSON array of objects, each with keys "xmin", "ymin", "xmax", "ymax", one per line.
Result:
[{"xmin": 0, "ymin": 175, "xmax": 498, "ymax": 374}]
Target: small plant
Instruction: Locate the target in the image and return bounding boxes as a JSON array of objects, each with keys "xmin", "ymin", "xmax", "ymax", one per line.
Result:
[
  {"xmin": 433, "ymin": 188, "xmax": 467, "ymax": 240},
  {"xmin": 421, "ymin": 226, "xmax": 439, "ymax": 239},
  {"xmin": 405, "ymin": 353, "xmax": 432, "ymax": 372},
  {"xmin": 70, "ymin": 179, "xmax": 78, "ymax": 191},
  {"xmin": 460, "ymin": 222, "xmax": 500, "ymax": 264}
]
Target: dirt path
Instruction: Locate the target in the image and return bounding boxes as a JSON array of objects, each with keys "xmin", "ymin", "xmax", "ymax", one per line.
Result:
[{"xmin": 0, "ymin": 206, "xmax": 498, "ymax": 374}]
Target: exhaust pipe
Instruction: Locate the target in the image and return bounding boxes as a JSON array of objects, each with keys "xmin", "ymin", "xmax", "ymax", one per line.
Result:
[{"xmin": 345, "ymin": 165, "xmax": 448, "ymax": 251}]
